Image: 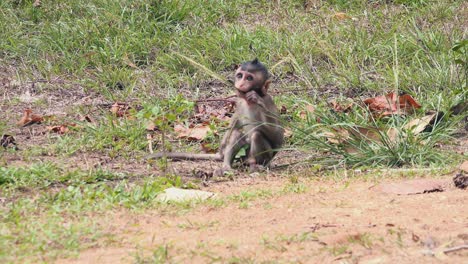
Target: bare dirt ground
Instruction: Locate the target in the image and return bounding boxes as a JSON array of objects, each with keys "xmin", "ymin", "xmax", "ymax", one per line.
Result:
[{"xmin": 56, "ymin": 176, "xmax": 468, "ymax": 264}]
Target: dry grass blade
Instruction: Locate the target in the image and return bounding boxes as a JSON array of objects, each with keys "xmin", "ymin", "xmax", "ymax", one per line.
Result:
[{"xmin": 173, "ymin": 52, "xmax": 230, "ymax": 86}]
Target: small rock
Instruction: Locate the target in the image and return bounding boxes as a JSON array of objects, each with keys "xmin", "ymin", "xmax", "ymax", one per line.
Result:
[
  {"xmin": 19, "ymin": 91, "xmax": 41, "ymax": 103},
  {"xmin": 453, "ymin": 173, "xmax": 468, "ymax": 189},
  {"xmin": 156, "ymin": 187, "xmax": 215, "ymax": 202}
]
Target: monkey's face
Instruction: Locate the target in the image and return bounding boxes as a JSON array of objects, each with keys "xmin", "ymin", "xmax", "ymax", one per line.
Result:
[{"xmin": 234, "ymin": 68, "xmax": 265, "ymax": 95}]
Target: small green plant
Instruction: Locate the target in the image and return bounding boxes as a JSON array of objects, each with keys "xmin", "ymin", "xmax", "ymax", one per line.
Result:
[
  {"xmin": 328, "ymin": 245, "xmax": 349, "ymax": 256},
  {"xmin": 134, "ymin": 244, "xmax": 171, "ymax": 264},
  {"xmin": 277, "ymin": 231, "xmax": 318, "ymax": 243},
  {"xmin": 282, "ymin": 183, "xmax": 308, "ymax": 194},
  {"xmin": 348, "ymin": 233, "xmax": 374, "ymax": 249}
]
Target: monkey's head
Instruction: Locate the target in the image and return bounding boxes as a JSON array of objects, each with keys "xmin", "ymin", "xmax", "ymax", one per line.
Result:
[{"xmin": 235, "ymin": 58, "xmax": 270, "ymax": 97}]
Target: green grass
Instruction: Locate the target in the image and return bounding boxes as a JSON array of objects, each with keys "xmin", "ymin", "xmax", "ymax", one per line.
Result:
[
  {"xmin": 1, "ymin": 0, "xmax": 465, "ymax": 96},
  {"xmin": 0, "ymin": 0, "xmax": 466, "ymax": 262},
  {"xmin": 0, "ymin": 163, "xmax": 182, "ymax": 262},
  {"xmin": 291, "ymin": 99, "xmax": 461, "ymax": 167}
]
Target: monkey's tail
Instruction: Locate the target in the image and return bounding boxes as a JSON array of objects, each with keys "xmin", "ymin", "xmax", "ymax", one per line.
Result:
[{"xmin": 147, "ymin": 152, "xmax": 222, "ymax": 161}]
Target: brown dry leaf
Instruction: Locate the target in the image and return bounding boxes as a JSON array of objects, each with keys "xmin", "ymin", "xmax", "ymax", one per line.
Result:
[
  {"xmin": 403, "ymin": 113, "xmax": 437, "ymax": 135},
  {"xmin": 333, "ymin": 12, "xmax": 352, "ymax": 20},
  {"xmin": 324, "ymin": 128, "xmax": 350, "ymax": 144},
  {"xmin": 110, "ymin": 102, "xmax": 131, "ymax": 117},
  {"xmin": 305, "ymin": 104, "xmax": 315, "ymax": 114},
  {"xmin": 194, "ymin": 101, "xmax": 235, "ymax": 122},
  {"xmin": 364, "ymin": 93, "xmax": 398, "ymax": 115},
  {"xmin": 33, "ymin": 0, "xmax": 41, "ymax": 7},
  {"xmin": 364, "ymin": 92, "xmax": 421, "ymax": 116},
  {"xmin": 147, "ymin": 133, "xmax": 154, "ymax": 154},
  {"xmin": 175, "ymin": 124, "xmax": 211, "ymax": 141},
  {"xmin": 386, "ymin": 127, "xmax": 399, "ymax": 143},
  {"xmin": 17, "ymin": 109, "xmax": 44, "ymax": 126},
  {"xmin": 329, "ymin": 99, "xmax": 353, "ymax": 112},
  {"xmin": 80, "ymin": 115, "xmax": 95, "ymax": 123},
  {"xmin": 1, "ymin": 134, "xmax": 17, "ymax": 148},
  {"xmin": 298, "ymin": 111, "xmax": 307, "ymax": 120},
  {"xmin": 123, "ymin": 53, "xmax": 138, "ymax": 69},
  {"xmin": 399, "ymin": 94, "xmax": 422, "ymax": 110},
  {"xmin": 280, "ymin": 105, "xmax": 288, "ymax": 115},
  {"xmin": 146, "ymin": 121, "xmax": 157, "ymax": 131},
  {"xmin": 200, "ymin": 142, "xmax": 217, "ymax": 153},
  {"xmin": 376, "ymin": 179, "xmax": 447, "ymax": 195},
  {"xmin": 299, "ymin": 104, "xmax": 315, "ymax": 120},
  {"xmin": 46, "ymin": 124, "xmax": 76, "ymax": 134},
  {"xmin": 350, "ymin": 126, "xmax": 383, "ymax": 142},
  {"xmin": 284, "ymin": 128, "xmax": 293, "ymax": 138}
]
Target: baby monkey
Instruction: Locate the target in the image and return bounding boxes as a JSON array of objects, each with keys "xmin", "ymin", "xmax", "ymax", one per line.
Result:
[{"xmin": 149, "ymin": 59, "xmax": 284, "ymax": 175}]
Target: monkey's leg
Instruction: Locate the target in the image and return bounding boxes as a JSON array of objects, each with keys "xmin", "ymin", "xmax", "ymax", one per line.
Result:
[
  {"xmin": 247, "ymin": 131, "xmax": 274, "ymax": 171},
  {"xmin": 215, "ymin": 129, "xmax": 247, "ymax": 176}
]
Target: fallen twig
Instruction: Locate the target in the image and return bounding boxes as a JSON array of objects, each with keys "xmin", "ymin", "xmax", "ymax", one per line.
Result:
[
  {"xmin": 195, "ymin": 95, "xmax": 237, "ymax": 103},
  {"xmin": 443, "ymin": 244, "xmax": 468, "ymax": 254}
]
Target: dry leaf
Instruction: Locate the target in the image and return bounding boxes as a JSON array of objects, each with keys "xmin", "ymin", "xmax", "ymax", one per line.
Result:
[
  {"xmin": 80, "ymin": 115, "xmax": 95, "ymax": 123},
  {"xmin": 123, "ymin": 53, "xmax": 138, "ymax": 69},
  {"xmin": 305, "ymin": 104, "xmax": 315, "ymax": 114},
  {"xmin": 399, "ymin": 94, "xmax": 421, "ymax": 109},
  {"xmin": 284, "ymin": 128, "xmax": 293, "ymax": 138},
  {"xmin": 33, "ymin": 0, "xmax": 41, "ymax": 7},
  {"xmin": 280, "ymin": 105, "xmax": 288, "ymax": 115},
  {"xmin": 146, "ymin": 120, "xmax": 158, "ymax": 131},
  {"xmin": 386, "ymin": 127, "xmax": 399, "ymax": 143},
  {"xmin": 147, "ymin": 133, "xmax": 154, "ymax": 154},
  {"xmin": 175, "ymin": 124, "xmax": 211, "ymax": 141},
  {"xmin": 17, "ymin": 109, "xmax": 44, "ymax": 126},
  {"xmin": 350, "ymin": 126, "xmax": 383, "ymax": 142},
  {"xmin": 195, "ymin": 100, "xmax": 235, "ymax": 122},
  {"xmin": 46, "ymin": 124, "xmax": 76, "ymax": 134},
  {"xmin": 329, "ymin": 99, "xmax": 353, "ymax": 112},
  {"xmin": 333, "ymin": 12, "xmax": 352, "ymax": 20},
  {"xmin": 110, "ymin": 102, "xmax": 131, "ymax": 117},
  {"xmin": 299, "ymin": 104, "xmax": 315, "ymax": 120},
  {"xmin": 324, "ymin": 128, "xmax": 350, "ymax": 144},
  {"xmin": 364, "ymin": 92, "xmax": 421, "ymax": 116},
  {"xmin": 200, "ymin": 142, "xmax": 217, "ymax": 153},
  {"xmin": 403, "ymin": 113, "xmax": 437, "ymax": 135}
]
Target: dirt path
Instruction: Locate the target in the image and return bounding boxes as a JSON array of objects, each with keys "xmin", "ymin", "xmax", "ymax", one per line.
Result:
[{"xmin": 57, "ymin": 177, "xmax": 467, "ymax": 264}]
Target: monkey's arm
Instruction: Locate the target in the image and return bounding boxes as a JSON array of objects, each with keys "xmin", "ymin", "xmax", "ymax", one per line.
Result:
[
  {"xmin": 147, "ymin": 152, "xmax": 222, "ymax": 161},
  {"xmin": 246, "ymin": 94, "xmax": 284, "ymax": 149}
]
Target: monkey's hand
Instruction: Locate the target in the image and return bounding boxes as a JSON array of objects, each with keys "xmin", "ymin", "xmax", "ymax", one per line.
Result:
[{"xmin": 245, "ymin": 91, "xmax": 265, "ymax": 107}]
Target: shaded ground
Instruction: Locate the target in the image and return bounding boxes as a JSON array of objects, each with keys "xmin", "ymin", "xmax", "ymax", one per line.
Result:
[{"xmin": 55, "ymin": 176, "xmax": 467, "ymax": 264}]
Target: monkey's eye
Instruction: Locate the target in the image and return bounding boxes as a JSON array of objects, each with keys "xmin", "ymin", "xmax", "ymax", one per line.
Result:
[
  {"xmin": 236, "ymin": 73, "xmax": 243, "ymax": 79},
  {"xmin": 247, "ymin": 75, "xmax": 253, "ymax": 81}
]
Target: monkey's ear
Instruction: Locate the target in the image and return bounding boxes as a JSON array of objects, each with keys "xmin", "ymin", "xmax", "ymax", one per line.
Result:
[{"xmin": 262, "ymin": 80, "xmax": 271, "ymax": 95}]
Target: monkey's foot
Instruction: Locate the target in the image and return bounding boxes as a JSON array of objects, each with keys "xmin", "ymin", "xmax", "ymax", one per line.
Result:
[
  {"xmin": 249, "ymin": 164, "xmax": 268, "ymax": 174},
  {"xmin": 213, "ymin": 167, "xmax": 235, "ymax": 177}
]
